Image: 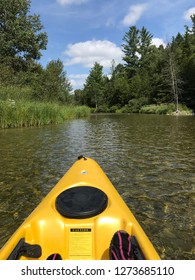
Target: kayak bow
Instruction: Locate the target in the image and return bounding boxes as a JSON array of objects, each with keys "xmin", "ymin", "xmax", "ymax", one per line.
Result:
[{"xmin": 0, "ymin": 156, "xmax": 160, "ymax": 260}]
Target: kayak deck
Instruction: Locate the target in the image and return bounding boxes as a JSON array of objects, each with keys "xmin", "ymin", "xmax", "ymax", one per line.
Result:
[{"xmin": 0, "ymin": 157, "xmax": 160, "ymax": 260}]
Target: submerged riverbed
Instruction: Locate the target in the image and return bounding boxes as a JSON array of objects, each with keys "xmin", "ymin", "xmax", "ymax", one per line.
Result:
[{"xmin": 0, "ymin": 114, "xmax": 194, "ymax": 259}]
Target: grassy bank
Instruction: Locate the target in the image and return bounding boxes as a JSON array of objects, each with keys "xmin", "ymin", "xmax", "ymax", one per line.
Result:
[
  {"xmin": 90, "ymin": 102, "xmax": 194, "ymax": 115},
  {"xmin": 0, "ymin": 100, "xmax": 90, "ymax": 128},
  {"xmin": 139, "ymin": 103, "xmax": 193, "ymax": 115}
]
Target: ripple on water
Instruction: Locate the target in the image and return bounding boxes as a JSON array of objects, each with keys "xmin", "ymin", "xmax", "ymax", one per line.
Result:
[{"xmin": 0, "ymin": 114, "xmax": 195, "ymax": 259}]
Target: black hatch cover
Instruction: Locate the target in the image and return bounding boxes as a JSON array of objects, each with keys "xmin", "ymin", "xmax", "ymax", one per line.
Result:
[{"xmin": 55, "ymin": 186, "xmax": 108, "ymax": 219}]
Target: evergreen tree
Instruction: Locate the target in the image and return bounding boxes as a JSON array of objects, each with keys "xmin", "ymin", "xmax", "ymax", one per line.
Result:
[
  {"xmin": 82, "ymin": 62, "xmax": 104, "ymax": 109},
  {"xmin": 149, "ymin": 46, "xmax": 172, "ymax": 104},
  {"xmin": 122, "ymin": 26, "xmax": 140, "ymax": 78},
  {"xmin": 182, "ymin": 15, "xmax": 195, "ymax": 108},
  {"xmin": 104, "ymin": 63, "xmax": 129, "ymax": 108},
  {"xmin": 79, "ymin": 19, "xmax": 195, "ymax": 112},
  {"xmin": 122, "ymin": 26, "xmax": 155, "ymax": 110},
  {"xmin": 139, "ymin": 27, "xmax": 153, "ymax": 69}
]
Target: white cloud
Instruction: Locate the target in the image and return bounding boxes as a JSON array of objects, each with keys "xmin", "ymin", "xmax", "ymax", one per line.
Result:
[
  {"xmin": 122, "ymin": 3, "xmax": 148, "ymax": 26},
  {"xmin": 64, "ymin": 40, "xmax": 123, "ymax": 68},
  {"xmin": 183, "ymin": 7, "xmax": 195, "ymax": 20},
  {"xmin": 56, "ymin": 0, "xmax": 88, "ymax": 5},
  {"xmin": 69, "ymin": 74, "xmax": 88, "ymax": 89},
  {"xmin": 152, "ymin": 38, "xmax": 166, "ymax": 48}
]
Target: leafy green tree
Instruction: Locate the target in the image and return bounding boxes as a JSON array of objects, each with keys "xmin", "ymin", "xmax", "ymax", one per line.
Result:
[
  {"xmin": 0, "ymin": 63, "xmax": 16, "ymax": 86},
  {"xmin": 79, "ymin": 19, "xmax": 195, "ymax": 112},
  {"xmin": 104, "ymin": 63, "xmax": 130, "ymax": 108},
  {"xmin": 0, "ymin": 0, "xmax": 48, "ymax": 70},
  {"xmin": 73, "ymin": 89, "xmax": 84, "ymax": 105},
  {"xmin": 32, "ymin": 59, "xmax": 72, "ymax": 104},
  {"xmin": 148, "ymin": 46, "xmax": 171, "ymax": 104},
  {"xmin": 127, "ymin": 72, "xmax": 152, "ymax": 112},
  {"xmin": 0, "ymin": 60, "xmax": 42, "ymax": 87},
  {"xmin": 82, "ymin": 62, "xmax": 104, "ymax": 109},
  {"xmin": 182, "ymin": 14, "xmax": 195, "ymax": 108}
]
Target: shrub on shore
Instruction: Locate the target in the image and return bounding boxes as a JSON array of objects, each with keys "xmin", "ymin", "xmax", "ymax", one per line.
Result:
[
  {"xmin": 90, "ymin": 103, "xmax": 193, "ymax": 115},
  {"xmin": 139, "ymin": 103, "xmax": 193, "ymax": 115}
]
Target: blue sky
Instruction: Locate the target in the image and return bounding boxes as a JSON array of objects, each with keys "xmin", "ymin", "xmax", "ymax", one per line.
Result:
[{"xmin": 30, "ymin": 0, "xmax": 195, "ymax": 90}]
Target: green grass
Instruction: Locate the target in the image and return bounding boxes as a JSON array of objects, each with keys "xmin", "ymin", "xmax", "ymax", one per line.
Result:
[
  {"xmin": 0, "ymin": 86, "xmax": 32, "ymax": 101},
  {"xmin": 0, "ymin": 85, "xmax": 90, "ymax": 128},
  {"xmin": 139, "ymin": 103, "xmax": 193, "ymax": 115},
  {"xmin": 0, "ymin": 100, "xmax": 90, "ymax": 129}
]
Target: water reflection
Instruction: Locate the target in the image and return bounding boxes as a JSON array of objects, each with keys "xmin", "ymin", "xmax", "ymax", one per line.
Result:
[{"xmin": 0, "ymin": 114, "xmax": 194, "ymax": 259}]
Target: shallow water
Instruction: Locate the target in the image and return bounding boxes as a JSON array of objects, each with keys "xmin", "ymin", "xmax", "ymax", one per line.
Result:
[{"xmin": 0, "ymin": 114, "xmax": 194, "ymax": 259}]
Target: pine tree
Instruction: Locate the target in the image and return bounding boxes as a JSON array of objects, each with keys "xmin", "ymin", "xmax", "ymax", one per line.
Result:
[
  {"xmin": 82, "ymin": 62, "xmax": 104, "ymax": 109},
  {"xmin": 122, "ymin": 26, "xmax": 140, "ymax": 78}
]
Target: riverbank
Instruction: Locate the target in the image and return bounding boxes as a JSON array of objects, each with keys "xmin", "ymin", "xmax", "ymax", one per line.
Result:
[
  {"xmin": 139, "ymin": 104, "xmax": 194, "ymax": 115},
  {"xmin": 1, "ymin": 100, "xmax": 193, "ymax": 129},
  {"xmin": 91, "ymin": 103, "xmax": 194, "ymax": 115},
  {"xmin": 0, "ymin": 100, "xmax": 90, "ymax": 129}
]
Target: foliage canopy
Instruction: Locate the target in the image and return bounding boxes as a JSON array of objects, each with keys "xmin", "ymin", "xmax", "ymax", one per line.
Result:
[
  {"xmin": 0, "ymin": 0, "xmax": 194, "ymax": 113},
  {"xmin": 73, "ymin": 15, "xmax": 195, "ymax": 112},
  {"xmin": 0, "ymin": 0, "xmax": 48, "ymax": 69}
]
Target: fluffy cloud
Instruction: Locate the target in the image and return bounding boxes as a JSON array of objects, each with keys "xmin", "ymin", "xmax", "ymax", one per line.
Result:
[
  {"xmin": 69, "ymin": 74, "xmax": 88, "ymax": 89},
  {"xmin": 152, "ymin": 38, "xmax": 166, "ymax": 48},
  {"xmin": 183, "ymin": 7, "xmax": 195, "ymax": 20},
  {"xmin": 122, "ymin": 3, "xmax": 148, "ymax": 26},
  {"xmin": 57, "ymin": 0, "xmax": 88, "ymax": 5},
  {"xmin": 64, "ymin": 40, "xmax": 123, "ymax": 68}
]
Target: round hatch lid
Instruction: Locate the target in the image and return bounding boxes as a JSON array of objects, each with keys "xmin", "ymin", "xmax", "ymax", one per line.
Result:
[{"xmin": 55, "ymin": 186, "xmax": 108, "ymax": 219}]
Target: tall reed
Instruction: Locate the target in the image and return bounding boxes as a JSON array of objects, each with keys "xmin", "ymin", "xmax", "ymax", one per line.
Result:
[{"xmin": 0, "ymin": 100, "xmax": 90, "ymax": 129}]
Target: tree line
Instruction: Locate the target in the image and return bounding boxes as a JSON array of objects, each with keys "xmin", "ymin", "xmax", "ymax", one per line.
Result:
[
  {"xmin": 74, "ymin": 16, "xmax": 195, "ymax": 113},
  {"xmin": 0, "ymin": 0, "xmax": 195, "ymax": 113},
  {"xmin": 0, "ymin": 0, "xmax": 72, "ymax": 104}
]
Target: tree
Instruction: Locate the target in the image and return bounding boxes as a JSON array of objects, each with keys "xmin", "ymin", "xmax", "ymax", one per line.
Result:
[
  {"xmin": 0, "ymin": 0, "xmax": 48, "ymax": 70},
  {"xmin": 167, "ymin": 47, "xmax": 180, "ymax": 111},
  {"xmin": 73, "ymin": 89, "xmax": 84, "ymax": 105},
  {"xmin": 32, "ymin": 59, "xmax": 72, "ymax": 104},
  {"xmin": 149, "ymin": 46, "xmax": 172, "ymax": 104},
  {"xmin": 122, "ymin": 26, "xmax": 140, "ymax": 78},
  {"xmin": 182, "ymin": 14, "xmax": 195, "ymax": 108},
  {"xmin": 82, "ymin": 62, "xmax": 104, "ymax": 109},
  {"xmin": 79, "ymin": 20, "xmax": 195, "ymax": 112},
  {"xmin": 104, "ymin": 63, "xmax": 130, "ymax": 108},
  {"xmin": 139, "ymin": 27, "xmax": 153, "ymax": 69},
  {"xmin": 122, "ymin": 26, "xmax": 153, "ymax": 78},
  {"xmin": 122, "ymin": 26, "xmax": 155, "ymax": 109}
]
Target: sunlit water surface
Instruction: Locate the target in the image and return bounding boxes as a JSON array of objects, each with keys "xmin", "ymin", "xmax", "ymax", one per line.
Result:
[{"xmin": 0, "ymin": 114, "xmax": 194, "ymax": 259}]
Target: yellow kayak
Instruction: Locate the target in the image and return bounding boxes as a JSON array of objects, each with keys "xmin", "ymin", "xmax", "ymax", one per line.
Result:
[{"xmin": 0, "ymin": 156, "xmax": 160, "ymax": 260}]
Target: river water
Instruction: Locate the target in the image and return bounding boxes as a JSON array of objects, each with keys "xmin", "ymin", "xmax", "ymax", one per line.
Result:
[{"xmin": 0, "ymin": 114, "xmax": 194, "ymax": 260}]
